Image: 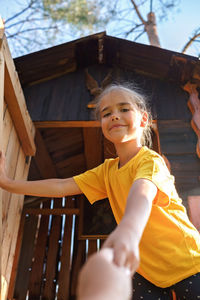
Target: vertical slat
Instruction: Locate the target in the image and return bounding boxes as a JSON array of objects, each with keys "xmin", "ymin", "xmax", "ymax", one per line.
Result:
[
  {"xmin": 5, "ymin": 148, "xmax": 31, "ymax": 297},
  {"xmin": 7, "ymin": 212, "xmax": 26, "ymax": 299},
  {"xmin": 88, "ymin": 240, "xmax": 98, "ymax": 257},
  {"xmin": 2, "ymin": 104, "xmax": 13, "ymax": 154},
  {"xmin": 57, "ymin": 197, "xmax": 74, "ymax": 300},
  {"xmin": 83, "ymin": 127, "xmax": 103, "ymax": 169},
  {"xmin": 2, "ymin": 146, "xmax": 21, "ymax": 277},
  {"xmin": 13, "ymin": 214, "xmax": 39, "ymax": 300},
  {"xmin": 28, "ymin": 199, "xmax": 51, "ymax": 299},
  {"xmin": 70, "ymin": 238, "xmax": 86, "ymax": 298},
  {"xmin": 0, "ymin": 44, "xmax": 5, "ymax": 298},
  {"xmin": 2, "ymin": 126, "xmax": 20, "ymax": 231},
  {"xmin": 42, "ymin": 199, "xmax": 62, "ymax": 300}
]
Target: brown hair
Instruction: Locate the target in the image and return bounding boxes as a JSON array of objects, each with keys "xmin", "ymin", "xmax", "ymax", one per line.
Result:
[{"xmin": 95, "ymin": 83, "xmax": 153, "ymax": 147}]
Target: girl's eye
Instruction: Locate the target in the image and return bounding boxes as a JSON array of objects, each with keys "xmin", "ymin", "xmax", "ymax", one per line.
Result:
[
  {"xmin": 121, "ymin": 108, "xmax": 129, "ymax": 112},
  {"xmin": 102, "ymin": 112, "xmax": 111, "ymax": 118}
]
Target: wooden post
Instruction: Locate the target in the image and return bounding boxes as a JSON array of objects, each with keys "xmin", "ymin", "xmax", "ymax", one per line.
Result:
[{"xmin": 0, "ymin": 15, "xmax": 5, "ymax": 297}]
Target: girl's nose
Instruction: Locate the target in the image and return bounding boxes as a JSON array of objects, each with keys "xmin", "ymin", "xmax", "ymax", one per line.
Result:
[{"xmin": 111, "ymin": 114, "xmax": 120, "ymax": 121}]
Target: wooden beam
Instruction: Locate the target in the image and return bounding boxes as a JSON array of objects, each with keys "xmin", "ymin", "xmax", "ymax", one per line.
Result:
[
  {"xmin": 34, "ymin": 129, "xmax": 57, "ymax": 179},
  {"xmin": 83, "ymin": 127, "xmax": 103, "ymax": 169},
  {"xmin": 24, "ymin": 208, "xmax": 80, "ymax": 216},
  {"xmin": 2, "ymin": 37, "xmax": 35, "ymax": 156},
  {"xmin": 34, "ymin": 120, "xmax": 101, "ymax": 128},
  {"xmin": 0, "ymin": 49, "xmax": 4, "ymax": 297}
]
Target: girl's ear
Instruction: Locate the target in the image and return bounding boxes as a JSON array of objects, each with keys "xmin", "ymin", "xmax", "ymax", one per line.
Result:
[{"xmin": 140, "ymin": 112, "xmax": 148, "ymax": 127}]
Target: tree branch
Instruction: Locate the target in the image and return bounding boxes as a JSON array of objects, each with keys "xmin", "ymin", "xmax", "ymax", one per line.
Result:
[
  {"xmin": 7, "ymin": 26, "xmax": 58, "ymax": 39},
  {"xmin": 5, "ymin": 0, "xmax": 37, "ymax": 24},
  {"xmin": 182, "ymin": 30, "xmax": 200, "ymax": 53},
  {"xmin": 129, "ymin": 0, "xmax": 147, "ymax": 25}
]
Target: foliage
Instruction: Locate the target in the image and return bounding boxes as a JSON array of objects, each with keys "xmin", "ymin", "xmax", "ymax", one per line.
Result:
[{"xmin": 2, "ymin": 0, "xmax": 200, "ymax": 57}]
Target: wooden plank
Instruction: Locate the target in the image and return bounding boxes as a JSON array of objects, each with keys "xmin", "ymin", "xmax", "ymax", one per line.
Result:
[
  {"xmin": 34, "ymin": 121, "xmax": 100, "ymax": 128},
  {"xmin": 0, "ymin": 44, "xmax": 4, "ymax": 298},
  {"xmin": 158, "ymin": 120, "xmax": 196, "ymax": 154},
  {"xmin": 88, "ymin": 240, "xmax": 98, "ymax": 257},
  {"xmin": 43, "ymin": 199, "xmax": 62, "ymax": 299},
  {"xmin": 13, "ymin": 214, "xmax": 39, "ymax": 300},
  {"xmin": 2, "ymin": 147, "xmax": 23, "ymax": 276},
  {"xmin": 57, "ymin": 197, "xmax": 74, "ymax": 300},
  {"xmin": 83, "ymin": 127, "xmax": 103, "ymax": 169},
  {"xmin": 28, "ymin": 200, "xmax": 51, "ymax": 299},
  {"xmin": 2, "ymin": 127, "xmax": 20, "ymax": 236},
  {"xmin": 2, "ymin": 105, "xmax": 13, "ymax": 154},
  {"xmin": 7, "ymin": 212, "xmax": 26, "ymax": 299},
  {"xmin": 2, "ymin": 37, "xmax": 35, "ymax": 155},
  {"xmin": 34, "ymin": 129, "xmax": 57, "ymax": 179},
  {"xmin": 24, "ymin": 208, "xmax": 80, "ymax": 216},
  {"xmin": 3, "ymin": 147, "xmax": 30, "ymax": 298},
  {"xmin": 70, "ymin": 240, "xmax": 86, "ymax": 298}
]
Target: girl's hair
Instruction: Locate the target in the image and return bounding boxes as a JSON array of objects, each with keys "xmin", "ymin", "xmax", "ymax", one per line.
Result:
[{"xmin": 95, "ymin": 83, "xmax": 153, "ymax": 148}]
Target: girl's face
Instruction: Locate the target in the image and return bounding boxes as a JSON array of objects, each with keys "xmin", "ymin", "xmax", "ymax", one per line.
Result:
[{"xmin": 99, "ymin": 90, "xmax": 147, "ymax": 145}]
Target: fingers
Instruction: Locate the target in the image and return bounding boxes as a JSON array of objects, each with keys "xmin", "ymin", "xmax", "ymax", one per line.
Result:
[{"xmin": 112, "ymin": 244, "xmax": 139, "ymax": 275}]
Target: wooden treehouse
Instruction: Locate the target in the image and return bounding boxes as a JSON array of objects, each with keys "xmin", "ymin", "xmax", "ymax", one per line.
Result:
[{"xmin": 1, "ymin": 26, "xmax": 200, "ymax": 300}]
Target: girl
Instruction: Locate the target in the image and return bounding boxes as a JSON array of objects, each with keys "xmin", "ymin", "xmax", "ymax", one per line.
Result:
[{"xmin": 1, "ymin": 84, "xmax": 200, "ymax": 299}]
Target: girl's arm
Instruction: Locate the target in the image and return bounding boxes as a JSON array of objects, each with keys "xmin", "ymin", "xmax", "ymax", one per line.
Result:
[
  {"xmin": 103, "ymin": 178, "xmax": 157, "ymax": 273},
  {"xmin": 0, "ymin": 152, "xmax": 82, "ymax": 197}
]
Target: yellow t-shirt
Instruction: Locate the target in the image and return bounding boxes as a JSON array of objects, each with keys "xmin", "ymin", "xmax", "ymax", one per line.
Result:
[{"xmin": 73, "ymin": 146, "xmax": 200, "ymax": 287}]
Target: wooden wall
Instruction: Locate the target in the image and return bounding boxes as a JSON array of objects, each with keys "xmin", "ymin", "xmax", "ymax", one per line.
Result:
[
  {"xmin": 0, "ymin": 31, "xmax": 35, "ymax": 299},
  {"xmin": 11, "ymin": 196, "xmax": 102, "ymax": 300}
]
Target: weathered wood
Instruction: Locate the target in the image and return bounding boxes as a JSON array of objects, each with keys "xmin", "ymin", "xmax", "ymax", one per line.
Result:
[
  {"xmin": 0, "ymin": 44, "xmax": 5, "ymax": 297},
  {"xmin": 2, "ymin": 37, "xmax": 35, "ymax": 155},
  {"xmin": 70, "ymin": 240, "xmax": 86, "ymax": 298},
  {"xmin": 88, "ymin": 240, "xmax": 98, "ymax": 257},
  {"xmin": 158, "ymin": 120, "xmax": 197, "ymax": 154},
  {"xmin": 43, "ymin": 199, "xmax": 62, "ymax": 300},
  {"xmin": 2, "ymin": 126, "xmax": 20, "ymax": 231},
  {"xmin": 2, "ymin": 105, "xmax": 13, "ymax": 154},
  {"xmin": 34, "ymin": 129, "xmax": 57, "ymax": 178},
  {"xmin": 4, "ymin": 148, "xmax": 30, "ymax": 294},
  {"xmin": 7, "ymin": 212, "xmax": 26, "ymax": 299},
  {"xmin": 13, "ymin": 214, "xmax": 39, "ymax": 300},
  {"xmin": 28, "ymin": 200, "xmax": 51, "ymax": 299},
  {"xmin": 24, "ymin": 208, "xmax": 80, "ymax": 216},
  {"xmin": 57, "ymin": 197, "xmax": 74, "ymax": 300},
  {"xmin": 34, "ymin": 121, "xmax": 100, "ymax": 128},
  {"xmin": 83, "ymin": 127, "xmax": 103, "ymax": 169},
  {"xmin": 2, "ymin": 148, "xmax": 25, "ymax": 278}
]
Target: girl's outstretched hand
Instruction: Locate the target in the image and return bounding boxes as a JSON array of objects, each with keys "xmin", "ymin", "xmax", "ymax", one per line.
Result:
[
  {"xmin": 102, "ymin": 221, "xmax": 140, "ymax": 275},
  {"xmin": 77, "ymin": 248, "xmax": 132, "ymax": 300}
]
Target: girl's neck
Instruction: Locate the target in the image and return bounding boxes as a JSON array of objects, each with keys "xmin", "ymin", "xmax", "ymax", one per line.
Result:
[{"xmin": 115, "ymin": 141, "xmax": 142, "ymax": 168}]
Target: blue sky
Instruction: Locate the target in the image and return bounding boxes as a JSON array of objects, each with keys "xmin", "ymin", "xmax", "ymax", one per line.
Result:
[{"xmin": 0, "ymin": 0, "xmax": 200, "ymax": 57}]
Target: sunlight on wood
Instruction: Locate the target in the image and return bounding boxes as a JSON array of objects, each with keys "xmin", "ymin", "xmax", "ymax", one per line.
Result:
[{"xmin": 1, "ymin": 275, "xmax": 8, "ymax": 300}]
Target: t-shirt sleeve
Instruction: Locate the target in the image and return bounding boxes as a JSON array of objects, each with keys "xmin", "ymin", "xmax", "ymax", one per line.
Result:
[
  {"xmin": 134, "ymin": 155, "xmax": 175, "ymax": 206},
  {"xmin": 73, "ymin": 163, "xmax": 107, "ymax": 204}
]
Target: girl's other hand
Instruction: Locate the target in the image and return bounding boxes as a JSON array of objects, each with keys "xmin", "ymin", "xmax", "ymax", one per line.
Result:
[{"xmin": 102, "ymin": 222, "xmax": 140, "ymax": 275}]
